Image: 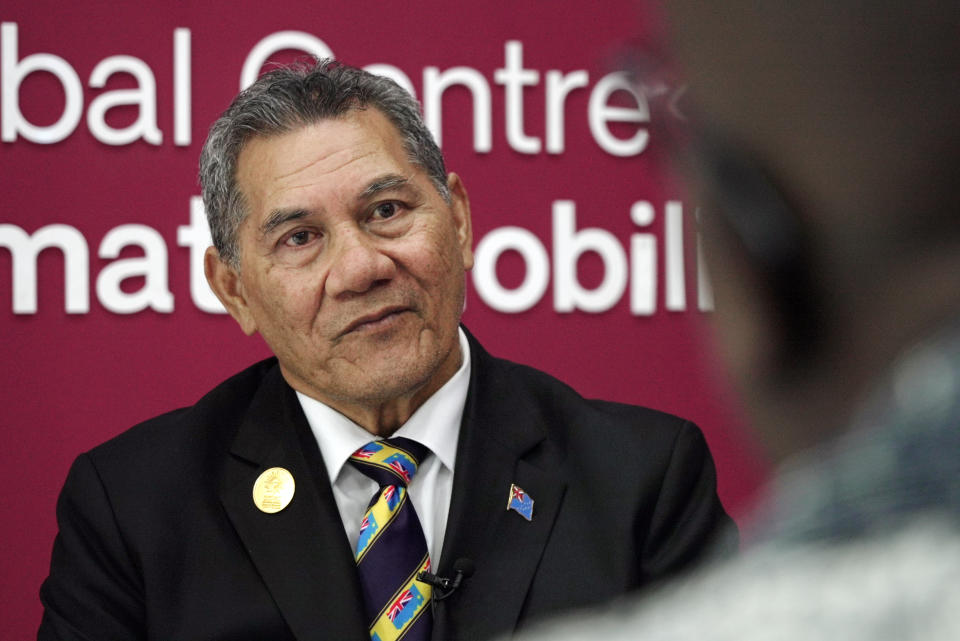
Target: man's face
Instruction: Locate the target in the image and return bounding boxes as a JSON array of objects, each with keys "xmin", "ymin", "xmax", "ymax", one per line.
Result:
[{"xmin": 212, "ymin": 108, "xmax": 473, "ymax": 419}]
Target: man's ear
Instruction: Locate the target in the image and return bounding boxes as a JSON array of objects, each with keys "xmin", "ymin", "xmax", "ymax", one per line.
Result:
[
  {"xmin": 204, "ymin": 247, "xmax": 258, "ymax": 336},
  {"xmin": 446, "ymin": 172, "xmax": 474, "ymax": 270}
]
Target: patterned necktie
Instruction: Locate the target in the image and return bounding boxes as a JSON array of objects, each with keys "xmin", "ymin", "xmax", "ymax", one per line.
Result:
[{"xmin": 349, "ymin": 437, "xmax": 433, "ymax": 641}]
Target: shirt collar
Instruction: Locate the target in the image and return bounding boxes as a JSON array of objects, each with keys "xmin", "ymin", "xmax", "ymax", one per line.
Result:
[{"xmin": 297, "ymin": 327, "xmax": 471, "ymax": 485}]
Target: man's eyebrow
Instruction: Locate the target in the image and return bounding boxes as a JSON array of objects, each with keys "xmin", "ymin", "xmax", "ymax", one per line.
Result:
[
  {"xmin": 358, "ymin": 174, "xmax": 416, "ymax": 200},
  {"xmin": 259, "ymin": 209, "xmax": 308, "ymax": 237}
]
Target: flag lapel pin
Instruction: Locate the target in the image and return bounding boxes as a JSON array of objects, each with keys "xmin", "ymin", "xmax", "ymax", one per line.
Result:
[{"xmin": 506, "ymin": 483, "xmax": 534, "ymax": 521}]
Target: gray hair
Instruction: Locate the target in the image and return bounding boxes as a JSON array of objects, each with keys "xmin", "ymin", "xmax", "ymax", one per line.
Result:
[{"xmin": 199, "ymin": 58, "xmax": 449, "ymax": 266}]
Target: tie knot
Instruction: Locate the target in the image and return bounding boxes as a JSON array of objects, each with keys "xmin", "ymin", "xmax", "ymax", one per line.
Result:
[{"xmin": 349, "ymin": 437, "xmax": 429, "ymax": 488}]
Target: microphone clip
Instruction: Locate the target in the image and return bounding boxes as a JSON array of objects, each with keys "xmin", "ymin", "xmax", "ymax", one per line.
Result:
[{"xmin": 417, "ymin": 558, "xmax": 475, "ymax": 602}]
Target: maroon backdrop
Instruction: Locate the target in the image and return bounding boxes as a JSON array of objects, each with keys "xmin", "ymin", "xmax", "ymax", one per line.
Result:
[{"xmin": 1, "ymin": 1, "xmax": 767, "ymax": 636}]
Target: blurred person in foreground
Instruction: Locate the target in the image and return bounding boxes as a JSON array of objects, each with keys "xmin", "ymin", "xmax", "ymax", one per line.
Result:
[
  {"xmin": 38, "ymin": 59, "xmax": 733, "ymax": 641},
  {"xmin": 516, "ymin": 1, "xmax": 960, "ymax": 638}
]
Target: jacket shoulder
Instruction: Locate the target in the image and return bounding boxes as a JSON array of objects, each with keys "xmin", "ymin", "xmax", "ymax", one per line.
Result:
[{"xmin": 476, "ymin": 342, "xmax": 694, "ymax": 444}]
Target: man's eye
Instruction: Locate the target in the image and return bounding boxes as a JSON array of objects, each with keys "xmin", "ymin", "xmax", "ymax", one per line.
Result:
[
  {"xmin": 372, "ymin": 202, "xmax": 402, "ymax": 220},
  {"xmin": 284, "ymin": 230, "xmax": 317, "ymax": 247}
]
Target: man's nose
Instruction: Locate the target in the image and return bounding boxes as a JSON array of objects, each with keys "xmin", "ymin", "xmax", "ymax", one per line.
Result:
[{"xmin": 325, "ymin": 228, "xmax": 397, "ymax": 297}]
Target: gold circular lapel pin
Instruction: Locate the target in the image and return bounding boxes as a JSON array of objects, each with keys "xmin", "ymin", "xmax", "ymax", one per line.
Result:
[{"xmin": 252, "ymin": 467, "xmax": 295, "ymax": 514}]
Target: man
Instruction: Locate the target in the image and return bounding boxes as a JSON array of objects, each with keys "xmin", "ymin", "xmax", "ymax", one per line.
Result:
[
  {"xmin": 517, "ymin": 1, "xmax": 960, "ymax": 639},
  {"xmin": 38, "ymin": 60, "xmax": 732, "ymax": 641}
]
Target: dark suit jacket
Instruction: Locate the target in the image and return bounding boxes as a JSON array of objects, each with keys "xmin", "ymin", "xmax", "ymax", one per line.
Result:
[{"xmin": 39, "ymin": 332, "xmax": 733, "ymax": 641}]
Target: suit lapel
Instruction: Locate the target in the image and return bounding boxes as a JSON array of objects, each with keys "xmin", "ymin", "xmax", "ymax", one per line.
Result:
[
  {"xmin": 436, "ymin": 334, "xmax": 568, "ymax": 641},
  {"xmin": 219, "ymin": 365, "xmax": 367, "ymax": 641}
]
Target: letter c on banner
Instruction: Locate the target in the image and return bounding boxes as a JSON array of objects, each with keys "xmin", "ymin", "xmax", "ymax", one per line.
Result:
[{"xmin": 240, "ymin": 31, "xmax": 334, "ymax": 89}]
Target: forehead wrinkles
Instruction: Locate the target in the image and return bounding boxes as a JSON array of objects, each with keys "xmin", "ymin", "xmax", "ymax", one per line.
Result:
[
  {"xmin": 238, "ymin": 113, "xmax": 417, "ymax": 223},
  {"xmin": 275, "ymin": 146, "xmax": 378, "ymax": 183},
  {"xmin": 267, "ymin": 148, "xmax": 382, "ymax": 205}
]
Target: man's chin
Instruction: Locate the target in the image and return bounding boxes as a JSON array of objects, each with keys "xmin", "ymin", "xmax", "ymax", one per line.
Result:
[{"xmin": 294, "ymin": 354, "xmax": 437, "ymax": 403}]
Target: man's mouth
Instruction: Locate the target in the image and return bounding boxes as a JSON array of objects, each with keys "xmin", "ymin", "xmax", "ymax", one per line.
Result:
[{"xmin": 340, "ymin": 306, "xmax": 411, "ymax": 336}]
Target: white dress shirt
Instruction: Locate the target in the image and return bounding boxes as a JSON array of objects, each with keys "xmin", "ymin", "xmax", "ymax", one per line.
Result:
[{"xmin": 296, "ymin": 328, "xmax": 471, "ymax": 565}]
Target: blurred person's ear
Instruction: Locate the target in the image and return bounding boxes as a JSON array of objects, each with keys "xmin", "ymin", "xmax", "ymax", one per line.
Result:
[{"xmin": 693, "ymin": 133, "xmax": 823, "ymax": 386}]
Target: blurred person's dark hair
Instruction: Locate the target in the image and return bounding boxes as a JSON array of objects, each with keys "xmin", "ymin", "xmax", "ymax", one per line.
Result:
[{"xmin": 661, "ymin": 0, "xmax": 960, "ymax": 462}]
